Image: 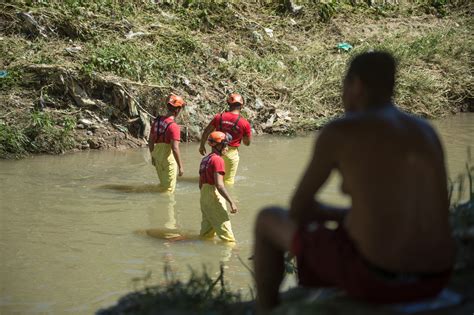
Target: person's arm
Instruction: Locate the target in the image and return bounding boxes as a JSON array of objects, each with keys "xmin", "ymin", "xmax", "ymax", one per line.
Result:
[
  {"xmin": 242, "ymin": 121, "xmax": 251, "ymax": 146},
  {"xmin": 289, "ymin": 124, "xmax": 346, "ymax": 224},
  {"xmin": 215, "ymin": 172, "xmax": 238, "ymax": 213},
  {"xmin": 148, "ymin": 124, "xmax": 155, "ymax": 164},
  {"xmin": 243, "ymin": 135, "xmax": 251, "ymax": 146},
  {"xmin": 199, "ymin": 121, "xmax": 216, "ymax": 155},
  {"xmin": 171, "ymin": 140, "xmax": 184, "ymax": 176}
]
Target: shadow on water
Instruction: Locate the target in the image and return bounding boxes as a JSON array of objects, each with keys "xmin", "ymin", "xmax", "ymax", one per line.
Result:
[
  {"xmin": 98, "ymin": 177, "xmax": 200, "ymax": 193},
  {"xmin": 99, "ymin": 184, "xmax": 164, "ymax": 193}
]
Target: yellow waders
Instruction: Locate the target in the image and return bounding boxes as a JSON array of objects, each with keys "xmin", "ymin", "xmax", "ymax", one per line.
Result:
[
  {"xmin": 200, "ymin": 184, "xmax": 235, "ymax": 242},
  {"xmin": 222, "ymin": 146, "xmax": 239, "ymax": 185},
  {"xmin": 152, "ymin": 143, "xmax": 177, "ymax": 193}
]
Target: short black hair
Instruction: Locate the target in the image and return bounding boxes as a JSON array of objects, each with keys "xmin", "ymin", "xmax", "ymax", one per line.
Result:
[{"xmin": 346, "ymin": 51, "xmax": 396, "ymax": 103}]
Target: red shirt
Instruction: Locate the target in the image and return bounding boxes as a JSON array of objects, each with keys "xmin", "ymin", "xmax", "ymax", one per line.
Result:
[
  {"xmin": 199, "ymin": 153, "xmax": 225, "ymax": 186},
  {"xmin": 149, "ymin": 116, "xmax": 180, "ymax": 144},
  {"xmin": 211, "ymin": 112, "xmax": 251, "ymax": 147}
]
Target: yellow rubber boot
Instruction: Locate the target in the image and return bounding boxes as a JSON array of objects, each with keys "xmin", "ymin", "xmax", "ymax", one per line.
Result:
[
  {"xmin": 222, "ymin": 147, "xmax": 239, "ymax": 185},
  {"xmin": 152, "ymin": 143, "xmax": 178, "ymax": 193},
  {"xmin": 199, "ymin": 184, "xmax": 235, "ymax": 242}
]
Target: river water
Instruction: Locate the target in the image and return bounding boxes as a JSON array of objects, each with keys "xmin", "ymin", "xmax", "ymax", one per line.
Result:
[{"xmin": 1, "ymin": 113, "xmax": 473, "ymax": 314}]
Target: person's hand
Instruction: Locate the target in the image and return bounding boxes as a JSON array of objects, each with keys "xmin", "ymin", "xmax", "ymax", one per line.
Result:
[
  {"xmin": 178, "ymin": 167, "xmax": 184, "ymax": 177},
  {"xmin": 151, "ymin": 157, "xmax": 156, "ymax": 166},
  {"xmin": 199, "ymin": 145, "xmax": 206, "ymax": 156},
  {"xmin": 230, "ymin": 202, "xmax": 238, "ymax": 214}
]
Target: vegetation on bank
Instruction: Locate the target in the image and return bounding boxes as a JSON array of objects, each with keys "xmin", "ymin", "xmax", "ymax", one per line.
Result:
[{"xmin": 1, "ymin": 0, "xmax": 473, "ymax": 158}]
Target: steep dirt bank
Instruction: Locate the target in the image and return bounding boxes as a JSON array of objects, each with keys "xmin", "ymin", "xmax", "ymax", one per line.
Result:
[{"xmin": 1, "ymin": 1, "xmax": 472, "ymax": 158}]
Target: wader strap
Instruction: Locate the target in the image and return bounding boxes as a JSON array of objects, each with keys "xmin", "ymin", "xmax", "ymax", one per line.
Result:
[
  {"xmin": 219, "ymin": 112, "xmax": 241, "ymax": 132},
  {"xmin": 200, "ymin": 154, "xmax": 214, "ymax": 184},
  {"xmin": 154, "ymin": 116, "xmax": 176, "ymax": 143}
]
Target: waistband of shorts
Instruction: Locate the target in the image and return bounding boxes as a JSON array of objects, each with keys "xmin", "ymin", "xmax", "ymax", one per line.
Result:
[{"xmin": 362, "ymin": 258, "xmax": 452, "ymax": 281}]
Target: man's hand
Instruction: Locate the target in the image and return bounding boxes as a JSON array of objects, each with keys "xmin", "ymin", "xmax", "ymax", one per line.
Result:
[
  {"xmin": 199, "ymin": 145, "xmax": 206, "ymax": 156},
  {"xmin": 178, "ymin": 167, "xmax": 184, "ymax": 177},
  {"xmin": 230, "ymin": 202, "xmax": 238, "ymax": 214}
]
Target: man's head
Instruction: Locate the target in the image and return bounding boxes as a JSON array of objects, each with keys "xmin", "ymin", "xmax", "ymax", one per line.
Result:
[
  {"xmin": 227, "ymin": 93, "xmax": 244, "ymax": 110},
  {"xmin": 208, "ymin": 131, "xmax": 232, "ymax": 154},
  {"xmin": 166, "ymin": 94, "xmax": 186, "ymax": 116},
  {"xmin": 343, "ymin": 51, "xmax": 396, "ymax": 112}
]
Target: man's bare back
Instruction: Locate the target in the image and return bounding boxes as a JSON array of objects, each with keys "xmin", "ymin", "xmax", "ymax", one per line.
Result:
[
  {"xmin": 254, "ymin": 52, "xmax": 455, "ymax": 311},
  {"xmin": 326, "ymin": 105, "xmax": 455, "ymax": 272}
]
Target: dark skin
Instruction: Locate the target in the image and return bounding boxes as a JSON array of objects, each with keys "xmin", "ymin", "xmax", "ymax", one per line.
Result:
[
  {"xmin": 149, "ymin": 106, "xmax": 184, "ymax": 176},
  {"xmin": 253, "ymin": 75, "xmax": 455, "ymax": 312},
  {"xmin": 199, "ymin": 104, "xmax": 250, "ymax": 156},
  {"xmin": 200, "ymin": 144, "xmax": 238, "ymax": 213}
]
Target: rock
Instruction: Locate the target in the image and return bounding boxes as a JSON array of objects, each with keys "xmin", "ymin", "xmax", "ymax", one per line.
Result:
[
  {"xmin": 86, "ymin": 130, "xmax": 93, "ymax": 136},
  {"xmin": 289, "ymin": 18, "xmax": 297, "ymax": 26},
  {"xmin": 76, "ymin": 123, "xmax": 85, "ymax": 129},
  {"xmin": 81, "ymin": 143, "xmax": 90, "ymax": 150},
  {"xmin": 90, "ymin": 124, "xmax": 100, "ymax": 131},
  {"xmin": 217, "ymin": 57, "xmax": 227, "ymax": 63},
  {"xmin": 78, "ymin": 118, "xmax": 93, "ymax": 127},
  {"xmin": 87, "ymin": 138, "xmax": 101, "ymax": 149}
]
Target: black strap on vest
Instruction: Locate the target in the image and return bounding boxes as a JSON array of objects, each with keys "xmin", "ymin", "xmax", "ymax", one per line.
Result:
[{"xmin": 219, "ymin": 112, "xmax": 241, "ymax": 132}]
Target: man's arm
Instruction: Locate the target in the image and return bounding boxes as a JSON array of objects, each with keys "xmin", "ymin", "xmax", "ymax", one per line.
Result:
[
  {"xmin": 199, "ymin": 122, "xmax": 216, "ymax": 155},
  {"xmin": 171, "ymin": 140, "xmax": 184, "ymax": 176},
  {"xmin": 243, "ymin": 135, "xmax": 251, "ymax": 146},
  {"xmin": 215, "ymin": 172, "xmax": 238, "ymax": 213},
  {"xmin": 290, "ymin": 125, "xmax": 346, "ymax": 224}
]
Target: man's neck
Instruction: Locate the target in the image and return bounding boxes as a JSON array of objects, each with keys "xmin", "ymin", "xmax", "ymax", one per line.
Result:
[
  {"xmin": 228, "ymin": 107, "xmax": 241, "ymax": 114},
  {"xmin": 165, "ymin": 112, "xmax": 175, "ymax": 119},
  {"xmin": 211, "ymin": 149, "xmax": 222, "ymax": 156}
]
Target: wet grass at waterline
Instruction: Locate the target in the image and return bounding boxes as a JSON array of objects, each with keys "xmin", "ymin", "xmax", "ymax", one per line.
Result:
[
  {"xmin": 96, "ymin": 264, "xmax": 249, "ymax": 315},
  {"xmin": 1, "ymin": 1, "xmax": 472, "ymax": 157}
]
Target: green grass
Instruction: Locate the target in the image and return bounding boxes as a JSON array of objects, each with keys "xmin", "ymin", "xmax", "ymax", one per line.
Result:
[{"xmin": 0, "ymin": 110, "xmax": 76, "ymax": 158}]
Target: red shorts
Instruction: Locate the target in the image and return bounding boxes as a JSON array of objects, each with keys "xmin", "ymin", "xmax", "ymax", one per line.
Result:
[{"xmin": 291, "ymin": 223, "xmax": 451, "ymax": 304}]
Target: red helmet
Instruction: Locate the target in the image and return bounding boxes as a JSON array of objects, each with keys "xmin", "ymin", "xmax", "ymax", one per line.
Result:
[
  {"xmin": 208, "ymin": 131, "xmax": 232, "ymax": 147},
  {"xmin": 167, "ymin": 94, "xmax": 186, "ymax": 108},
  {"xmin": 226, "ymin": 93, "xmax": 244, "ymax": 106}
]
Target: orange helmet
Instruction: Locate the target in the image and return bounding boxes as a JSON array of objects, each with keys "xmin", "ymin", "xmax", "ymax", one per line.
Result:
[
  {"xmin": 208, "ymin": 131, "xmax": 232, "ymax": 147},
  {"xmin": 227, "ymin": 93, "xmax": 244, "ymax": 106},
  {"xmin": 167, "ymin": 94, "xmax": 186, "ymax": 108}
]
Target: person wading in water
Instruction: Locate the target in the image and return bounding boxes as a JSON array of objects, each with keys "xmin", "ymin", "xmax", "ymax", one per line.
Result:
[
  {"xmin": 199, "ymin": 93, "xmax": 252, "ymax": 185},
  {"xmin": 148, "ymin": 94, "xmax": 185, "ymax": 193},
  {"xmin": 199, "ymin": 131, "xmax": 238, "ymax": 242},
  {"xmin": 253, "ymin": 51, "xmax": 455, "ymax": 311}
]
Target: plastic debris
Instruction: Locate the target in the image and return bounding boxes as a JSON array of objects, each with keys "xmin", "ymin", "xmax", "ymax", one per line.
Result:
[
  {"xmin": 0, "ymin": 70, "xmax": 8, "ymax": 78},
  {"xmin": 264, "ymin": 28, "xmax": 274, "ymax": 38},
  {"xmin": 337, "ymin": 42, "xmax": 353, "ymax": 52}
]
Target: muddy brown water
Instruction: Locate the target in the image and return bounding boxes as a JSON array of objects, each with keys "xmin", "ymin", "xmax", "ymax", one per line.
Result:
[{"xmin": 1, "ymin": 113, "xmax": 473, "ymax": 314}]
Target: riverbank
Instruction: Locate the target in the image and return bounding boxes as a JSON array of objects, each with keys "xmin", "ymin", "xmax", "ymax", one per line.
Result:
[{"xmin": 1, "ymin": 1, "xmax": 472, "ymax": 159}]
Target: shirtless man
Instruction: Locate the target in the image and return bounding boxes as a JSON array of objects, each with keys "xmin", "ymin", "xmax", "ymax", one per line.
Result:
[{"xmin": 253, "ymin": 51, "xmax": 455, "ymax": 311}]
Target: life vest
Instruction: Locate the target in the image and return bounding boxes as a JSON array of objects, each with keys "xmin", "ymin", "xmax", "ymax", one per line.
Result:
[
  {"xmin": 218, "ymin": 112, "xmax": 241, "ymax": 136},
  {"xmin": 199, "ymin": 153, "xmax": 215, "ymax": 184},
  {"xmin": 152, "ymin": 116, "xmax": 176, "ymax": 143}
]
